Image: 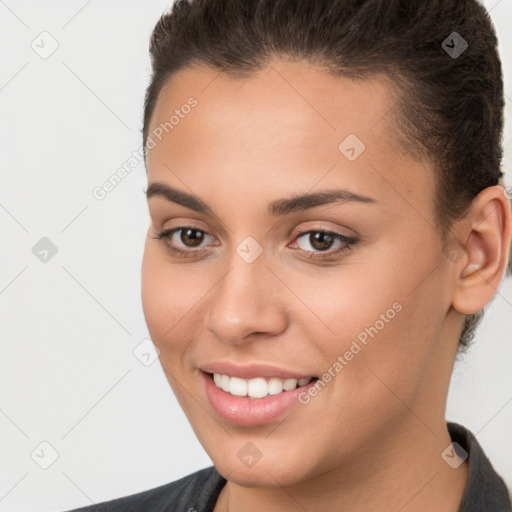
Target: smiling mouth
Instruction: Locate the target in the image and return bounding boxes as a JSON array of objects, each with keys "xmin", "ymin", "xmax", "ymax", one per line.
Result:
[{"xmin": 208, "ymin": 372, "xmax": 319, "ymax": 399}]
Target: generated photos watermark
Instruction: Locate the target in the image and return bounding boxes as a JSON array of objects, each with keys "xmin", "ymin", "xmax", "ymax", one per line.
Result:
[
  {"xmin": 298, "ymin": 301, "xmax": 403, "ymax": 405},
  {"xmin": 92, "ymin": 97, "xmax": 198, "ymax": 201}
]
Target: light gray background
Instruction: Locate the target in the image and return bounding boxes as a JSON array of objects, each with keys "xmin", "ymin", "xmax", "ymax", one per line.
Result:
[{"xmin": 0, "ymin": 1, "xmax": 511, "ymax": 510}]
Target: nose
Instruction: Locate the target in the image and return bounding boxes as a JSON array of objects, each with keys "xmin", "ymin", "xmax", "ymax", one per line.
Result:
[{"xmin": 205, "ymin": 252, "xmax": 288, "ymax": 346}]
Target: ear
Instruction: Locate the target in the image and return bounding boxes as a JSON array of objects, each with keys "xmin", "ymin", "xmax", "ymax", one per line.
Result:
[{"xmin": 449, "ymin": 185, "xmax": 512, "ymax": 315}]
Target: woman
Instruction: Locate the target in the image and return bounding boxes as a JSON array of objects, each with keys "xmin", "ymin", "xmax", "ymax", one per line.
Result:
[{"xmin": 66, "ymin": 0, "xmax": 512, "ymax": 510}]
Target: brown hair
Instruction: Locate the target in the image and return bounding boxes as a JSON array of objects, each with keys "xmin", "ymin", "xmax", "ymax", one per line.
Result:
[{"xmin": 142, "ymin": 0, "xmax": 507, "ymax": 351}]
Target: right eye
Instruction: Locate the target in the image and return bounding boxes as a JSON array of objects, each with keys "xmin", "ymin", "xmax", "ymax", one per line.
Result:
[{"xmin": 152, "ymin": 227, "xmax": 218, "ymax": 257}]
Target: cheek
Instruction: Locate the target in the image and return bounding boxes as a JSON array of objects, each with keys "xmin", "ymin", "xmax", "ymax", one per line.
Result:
[
  {"xmin": 290, "ymin": 263, "xmax": 404, "ymax": 347},
  {"xmin": 141, "ymin": 244, "xmax": 198, "ymax": 355},
  {"xmin": 302, "ymin": 258, "xmax": 442, "ymax": 391}
]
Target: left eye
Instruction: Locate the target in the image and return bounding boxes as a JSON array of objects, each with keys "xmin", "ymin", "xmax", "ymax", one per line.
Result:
[{"xmin": 291, "ymin": 230, "xmax": 356, "ymax": 255}]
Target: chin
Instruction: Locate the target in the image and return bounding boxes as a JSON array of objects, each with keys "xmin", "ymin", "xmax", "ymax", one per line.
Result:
[
  {"xmin": 216, "ymin": 460, "xmax": 309, "ymax": 488},
  {"xmin": 208, "ymin": 441, "xmax": 320, "ymax": 488}
]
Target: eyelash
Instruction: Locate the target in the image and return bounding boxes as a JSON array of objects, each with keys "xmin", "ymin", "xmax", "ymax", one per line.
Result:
[{"xmin": 152, "ymin": 226, "xmax": 357, "ymax": 260}]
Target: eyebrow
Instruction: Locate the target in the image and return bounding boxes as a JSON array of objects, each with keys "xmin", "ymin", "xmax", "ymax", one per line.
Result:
[{"xmin": 145, "ymin": 182, "xmax": 376, "ymax": 217}]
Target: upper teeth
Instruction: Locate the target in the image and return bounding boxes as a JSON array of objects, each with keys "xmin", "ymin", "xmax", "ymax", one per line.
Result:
[{"xmin": 213, "ymin": 373, "xmax": 313, "ymax": 398}]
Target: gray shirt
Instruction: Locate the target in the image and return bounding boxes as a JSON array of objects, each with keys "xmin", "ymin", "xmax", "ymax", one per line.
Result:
[{"xmin": 63, "ymin": 422, "xmax": 511, "ymax": 511}]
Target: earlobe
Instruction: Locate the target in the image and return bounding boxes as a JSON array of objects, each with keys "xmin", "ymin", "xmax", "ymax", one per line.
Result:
[{"xmin": 451, "ymin": 185, "xmax": 512, "ymax": 315}]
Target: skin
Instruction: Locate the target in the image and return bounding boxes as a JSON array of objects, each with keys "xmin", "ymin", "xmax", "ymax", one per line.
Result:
[{"xmin": 141, "ymin": 59, "xmax": 512, "ymax": 512}]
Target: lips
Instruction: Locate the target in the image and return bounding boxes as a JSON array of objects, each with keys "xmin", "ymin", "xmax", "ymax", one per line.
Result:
[
  {"xmin": 198, "ymin": 362, "xmax": 319, "ymax": 426},
  {"xmin": 201, "ymin": 371, "xmax": 318, "ymax": 426}
]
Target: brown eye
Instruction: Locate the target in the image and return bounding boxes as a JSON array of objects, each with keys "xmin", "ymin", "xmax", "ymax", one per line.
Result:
[
  {"xmin": 306, "ymin": 232, "xmax": 335, "ymax": 251},
  {"xmin": 179, "ymin": 228, "xmax": 206, "ymax": 247},
  {"xmin": 290, "ymin": 229, "xmax": 358, "ymax": 260},
  {"xmin": 294, "ymin": 230, "xmax": 353, "ymax": 252},
  {"xmin": 152, "ymin": 227, "xmax": 217, "ymax": 257}
]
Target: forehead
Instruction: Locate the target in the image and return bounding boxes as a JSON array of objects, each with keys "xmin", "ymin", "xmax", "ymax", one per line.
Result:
[
  {"xmin": 145, "ymin": 60, "xmax": 433, "ymax": 213},
  {"xmin": 147, "ymin": 59, "xmax": 402, "ymax": 150}
]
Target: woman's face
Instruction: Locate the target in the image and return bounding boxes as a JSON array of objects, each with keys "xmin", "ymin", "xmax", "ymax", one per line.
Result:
[{"xmin": 141, "ymin": 60, "xmax": 460, "ymax": 486}]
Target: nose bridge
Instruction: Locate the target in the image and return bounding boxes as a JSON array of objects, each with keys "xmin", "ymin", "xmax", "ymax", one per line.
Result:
[{"xmin": 206, "ymin": 241, "xmax": 286, "ymax": 344}]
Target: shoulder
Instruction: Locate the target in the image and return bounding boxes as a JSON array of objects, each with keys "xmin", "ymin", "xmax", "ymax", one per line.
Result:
[
  {"xmin": 448, "ymin": 422, "xmax": 512, "ymax": 511},
  {"xmin": 60, "ymin": 465, "xmax": 226, "ymax": 512}
]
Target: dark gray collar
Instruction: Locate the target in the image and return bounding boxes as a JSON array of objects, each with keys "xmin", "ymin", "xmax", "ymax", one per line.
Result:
[{"xmin": 447, "ymin": 422, "xmax": 511, "ymax": 511}]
